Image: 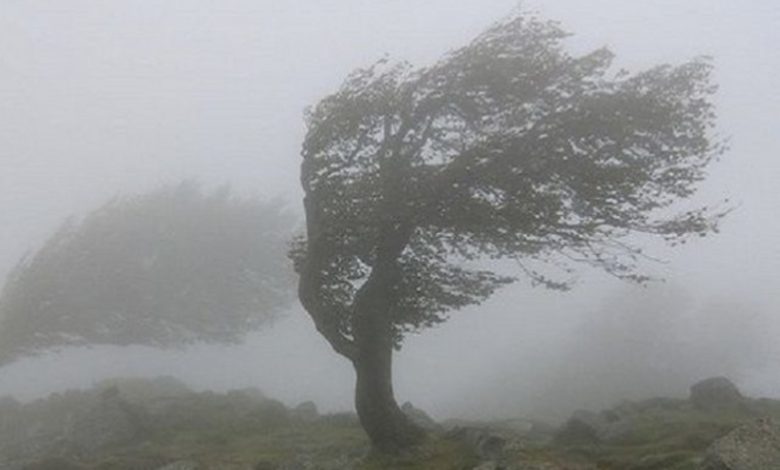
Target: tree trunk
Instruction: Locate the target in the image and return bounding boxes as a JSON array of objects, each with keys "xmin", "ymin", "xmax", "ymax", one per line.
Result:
[
  {"xmin": 352, "ymin": 323, "xmax": 425, "ymax": 453},
  {"xmin": 300, "ymin": 189, "xmax": 421, "ymax": 452}
]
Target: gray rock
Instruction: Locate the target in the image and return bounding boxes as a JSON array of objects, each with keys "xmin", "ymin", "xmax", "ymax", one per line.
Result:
[
  {"xmin": 700, "ymin": 418, "xmax": 780, "ymax": 470},
  {"xmin": 554, "ymin": 410, "xmax": 608, "ymax": 445},
  {"xmin": 401, "ymin": 401, "xmax": 439, "ymax": 431},
  {"xmin": 448, "ymin": 426, "xmax": 506, "ymax": 461},
  {"xmin": 690, "ymin": 377, "xmax": 743, "ymax": 410},
  {"xmin": 292, "ymin": 401, "xmax": 318, "ymax": 422}
]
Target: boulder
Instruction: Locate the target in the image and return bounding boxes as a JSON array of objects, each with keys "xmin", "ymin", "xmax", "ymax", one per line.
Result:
[
  {"xmin": 225, "ymin": 389, "xmax": 272, "ymax": 413},
  {"xmin": 554, "ymin": 410, "xmax": 609, "ymax": 445},
  {"xmin": 292, "ymin": 401, "xmax": 318, "ymax": 422},
  {"xmin": 447, "ymin": 426, "xmax": 506, "ymax": 461},
  {"xmin": 700, "ymin": 418, "xmax": 780, "ymax": 469},
  {"xmin": 401, "ymin": 402, "xmax": 439, "ymax": 431},
  {"xmin": 690, "ymin": 377, "xmax": 743, "ymax": 410}
]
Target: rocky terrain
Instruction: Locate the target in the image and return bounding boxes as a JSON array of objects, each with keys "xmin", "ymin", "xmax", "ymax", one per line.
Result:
[{"xmin": 1, "ymin": 376, "xmax": 779, "ymax": 470}]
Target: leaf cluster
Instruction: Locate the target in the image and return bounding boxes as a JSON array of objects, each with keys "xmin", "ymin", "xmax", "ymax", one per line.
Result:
[
  {"xmin": 297, "ymin": 13, "xmax": 727, "ymax": 344},
  {"xmin": 0, "ymin": 182, "xmax": 296, "ymax": 364}
]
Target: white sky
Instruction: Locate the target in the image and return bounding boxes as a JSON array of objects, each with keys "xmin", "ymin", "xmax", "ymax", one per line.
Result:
[{"xmin": 0, "ymin": 0, "xmax": 778, "ymax": 418}]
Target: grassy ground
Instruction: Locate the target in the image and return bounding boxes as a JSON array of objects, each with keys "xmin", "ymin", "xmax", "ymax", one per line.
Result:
[
  {"xmin": 86, "ymin": 408, "xmax": 768, "ymax": 469},
  {"xmin": 519, "ymin": 402, "xmax": 780, "ymax": 470},
  {"xmin": 13, "ymin": 382, "xmax": 780, "ymax": 469},
  {"xmin": 87, "ymin": 425, "xmax": 482, "ymax": 470}
]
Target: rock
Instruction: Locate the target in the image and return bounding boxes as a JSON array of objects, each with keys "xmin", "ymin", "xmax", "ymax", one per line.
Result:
[
  {"xmin": 690, "ymin": 377, "xmax": 743, "ymax": 410},
  {"xmin": 292, "ymin": 401, "xmax": 318, "ymax": 422},
  {"xmin": 249, "ymin": 397, "xmax": 290, "ymax": 428},
  {"xmin": 401, "ymin": 402, "xmax": 439, "ymax": 431},
  {"xmin": 699, "ymin": 418, "xmax": 780, "ymax": 469},
  {"xmin": 700, "ymin": 418, "xmax": 780, "ymax": 469},
  {"xmin": 226, "ymin": 389, "xmax": 273, "ymax": 413},
  {"xmin": 554, "ymin": 410, "xmax": 609, "ymax": 445},
  {"xmin": 447, "ymin": 426, "xmax": 506, "ymax": 461}
]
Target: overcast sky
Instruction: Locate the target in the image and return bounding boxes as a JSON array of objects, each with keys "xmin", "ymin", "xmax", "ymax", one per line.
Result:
[{"xmin": 1, "ymin": 0, "xmax": 778, "ymax": 419}]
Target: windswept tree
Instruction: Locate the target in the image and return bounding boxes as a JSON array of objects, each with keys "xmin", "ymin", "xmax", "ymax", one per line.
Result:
[
  {"xmin": 293, "ymin": 13, "xmax": 727, "ymax": 452},
  {"xmin": 0, "ymin": 182, "xmax": 296, "ymax": 365}
]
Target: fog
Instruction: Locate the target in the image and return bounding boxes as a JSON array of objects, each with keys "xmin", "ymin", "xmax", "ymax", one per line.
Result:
[{"xmin": 1, "ymin": 0, "xmax": 779, "ymax": 424}]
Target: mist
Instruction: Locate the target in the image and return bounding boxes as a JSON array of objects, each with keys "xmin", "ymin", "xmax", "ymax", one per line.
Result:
[{"xmin": 1, "ymin": 0, "xmax": 779, "ymax": 450}]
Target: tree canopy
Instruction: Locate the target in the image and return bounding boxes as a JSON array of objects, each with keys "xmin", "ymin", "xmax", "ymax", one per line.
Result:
[
  {"xmin": 0, "ymin": 182, "xmax": 296, "ymax": 365},
  {"xmin": 294, "ymin": 13, "xmax": 727, "ymax": 356}
]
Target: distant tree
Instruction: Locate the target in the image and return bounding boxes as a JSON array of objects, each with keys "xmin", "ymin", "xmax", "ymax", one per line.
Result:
[
  {"xmin": 292, "ymin": 13, "xmax": 727, "ymax": 451},
  {"xmin": 0, "ymin": 182, "xmax": 296, "ymax": 365}
]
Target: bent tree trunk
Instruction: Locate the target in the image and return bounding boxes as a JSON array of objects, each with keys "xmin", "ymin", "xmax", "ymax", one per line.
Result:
[
  {"xmin": 349, "ymin": 229, "xmax": 426, "ymax": 453},
  {"xmin": 298, "ymin": 254, "xmax": 425, "ymax": 452},
  {"xmin": 299, "ymin": 195, "xmax": 423, "ymax": 452},
  {"xmin": 352, "ymin": 318, "xmax": 425, "ymax": 453}
]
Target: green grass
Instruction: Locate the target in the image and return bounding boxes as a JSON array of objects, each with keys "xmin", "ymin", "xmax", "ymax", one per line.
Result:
[
  {"xmin": 22, "ymin": 395, "xmax": 780, "ymax": 469},
  {"xmin": 359, "ymin": 436, "xmax": 479, "ymax": 470}
]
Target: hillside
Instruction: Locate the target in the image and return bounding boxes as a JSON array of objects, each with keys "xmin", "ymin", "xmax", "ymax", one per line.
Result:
[{"xmin": 1, "ymin": 376, "xmax": 779, "ymax": 470}]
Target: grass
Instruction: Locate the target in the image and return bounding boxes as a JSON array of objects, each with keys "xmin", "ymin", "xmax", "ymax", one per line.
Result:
[
  {"xmin": 68, "ymin": 404, "xmax": 778, "ymax": 469},
  {"xmin": 112, "ymin": 421, "xmax": 368, "ymax": 468},
  {"xmin": 17, "ymin": 387, "xmax": 780, "ymax": 469},
  {"xmin": 360, "ymin": 436, "xmax": 479, "ymax": 470}
]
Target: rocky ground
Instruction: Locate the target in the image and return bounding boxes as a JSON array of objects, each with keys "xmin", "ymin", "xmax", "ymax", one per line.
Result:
[{"xmin": 1, "ymin": 376, "xmax": 779, "ymax": 470}]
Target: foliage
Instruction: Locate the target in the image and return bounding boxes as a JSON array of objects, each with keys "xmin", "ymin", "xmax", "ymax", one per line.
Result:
[
  {"xmin": 0, "ymin": 182, "xmax": 296, "ymax": 364},
  {"xmin": 293, "ymin": 12, "xmax": 727, "ymax": 351}
]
